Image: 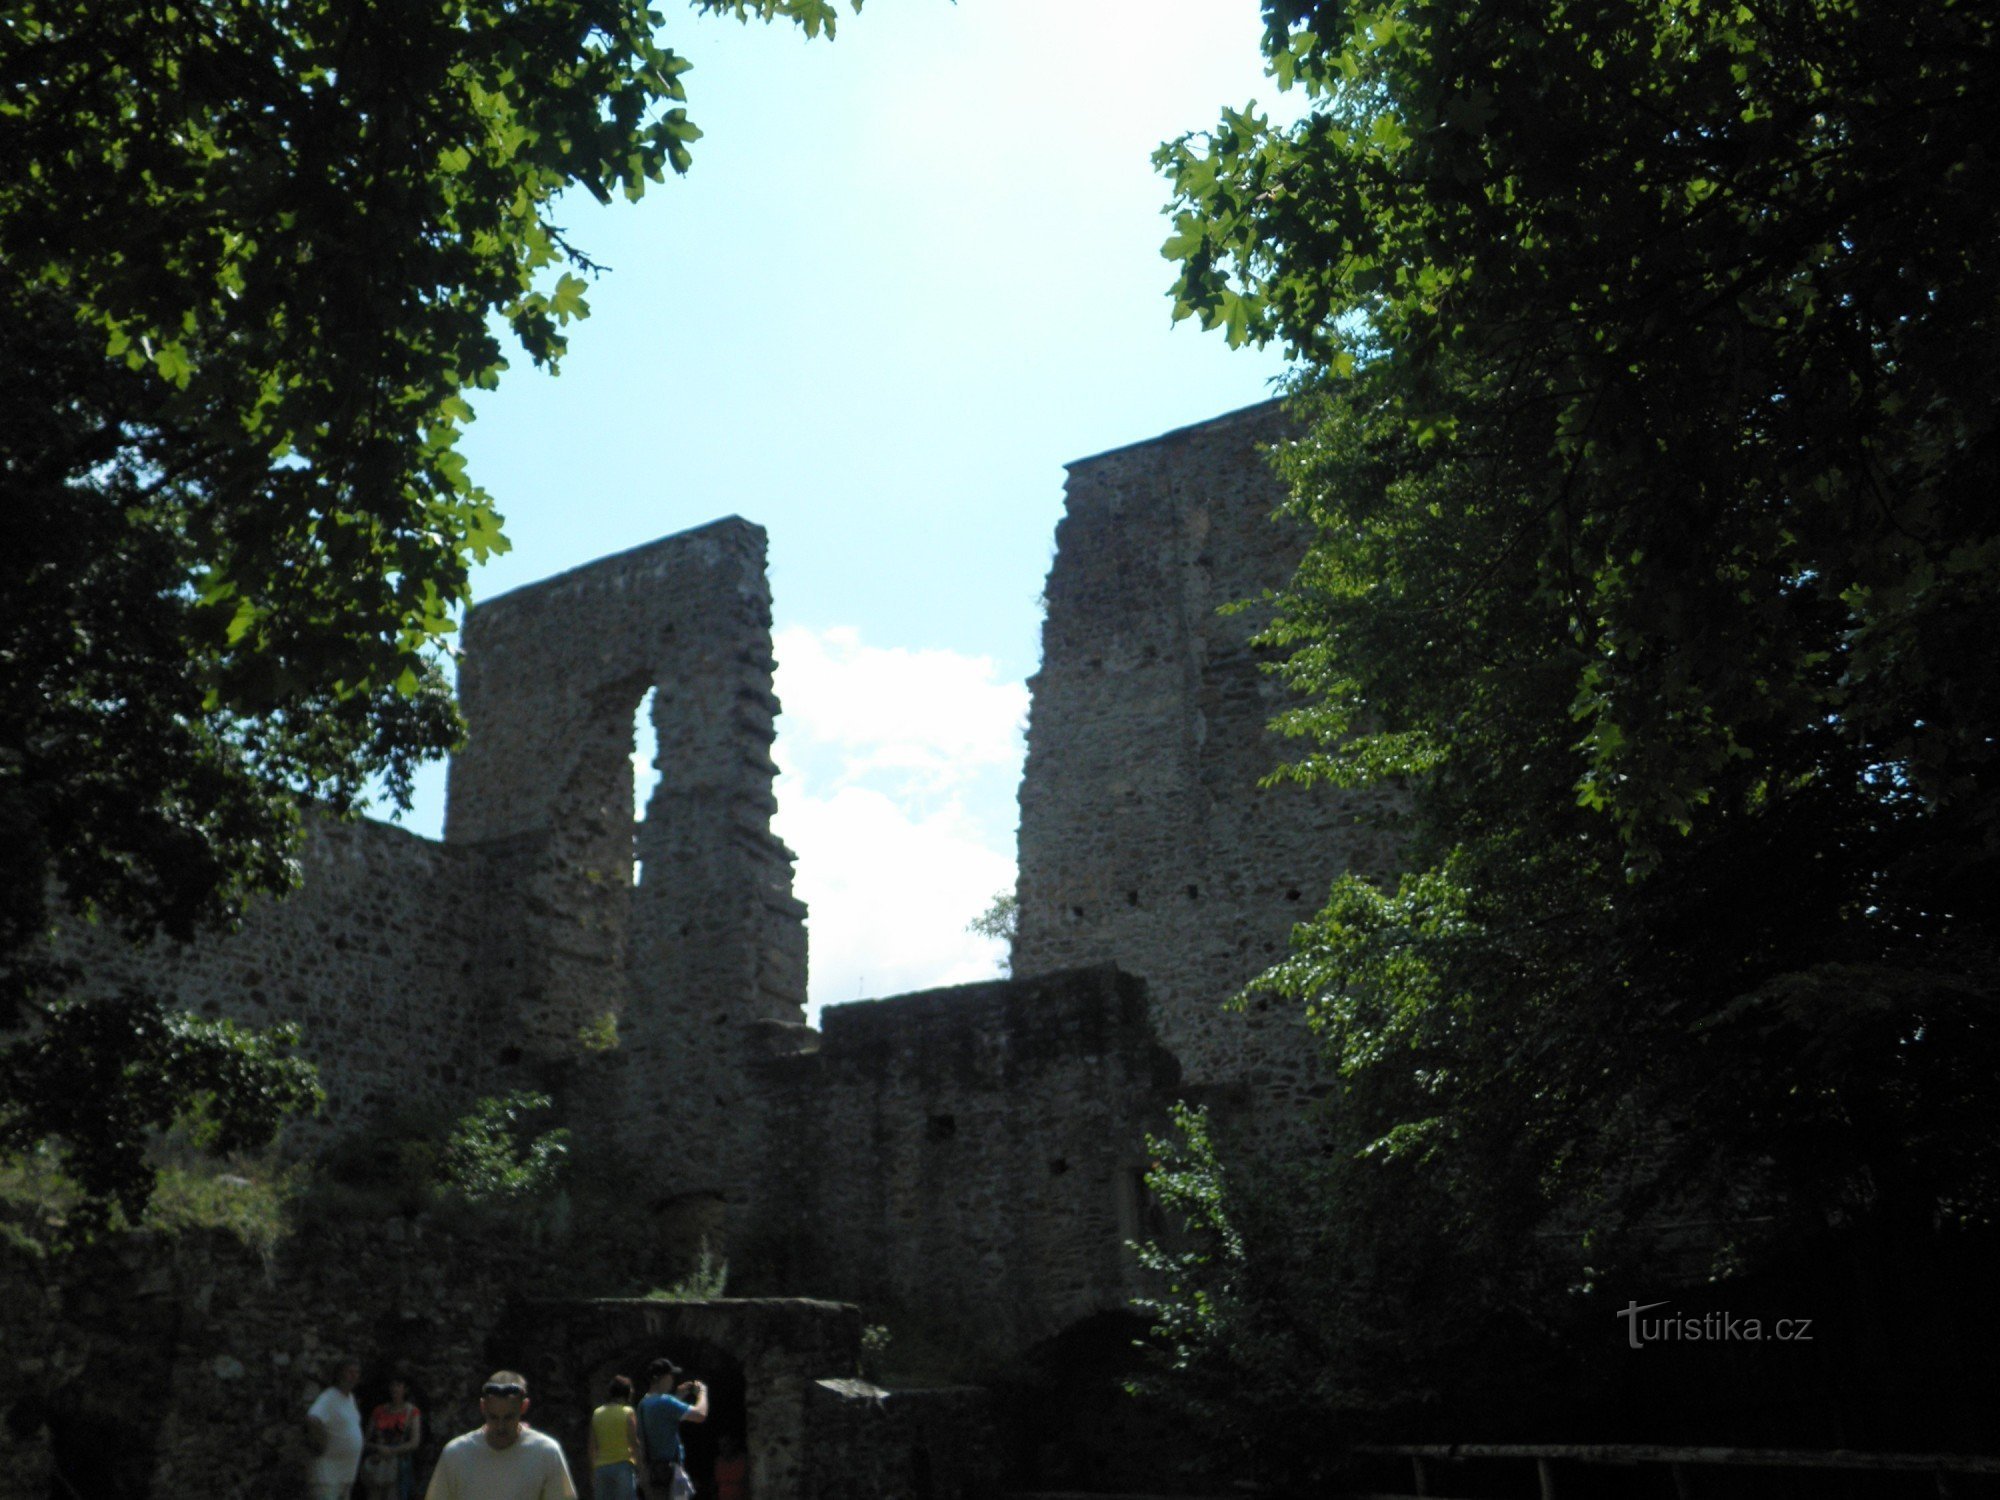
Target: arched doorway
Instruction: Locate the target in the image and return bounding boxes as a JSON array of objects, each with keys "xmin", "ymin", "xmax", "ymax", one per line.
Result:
[
  {"xmin": 580, "ymin": 1334, "xmax": 747, "ymax": 1500},
  {"xmin": 495, "ymin": 1293, "xmax": 865, "ymax": 1500}
]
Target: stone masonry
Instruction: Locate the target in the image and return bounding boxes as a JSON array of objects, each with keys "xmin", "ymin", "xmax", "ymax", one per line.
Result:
[
  {"xmin": 748, "ymin": 966, "xmax": 1180, "ymax": 1354},
  {"xmin": 0, "ymin": 1225, "xmax": 919, "ymax": 1500},
  {"xmin": 447, "ymin": 518, "xmax": 808, "ymax": 1077},
  {"xmin": 14, "ymin": 403, "xmax": 1391, "ymax": 1498},
  {"xmin": 50, "ymin": 818, "xmax": 500, "ymax": 1143},
  {"xmin": 1014, "ymin": 401, "xmax": 1403, "ymax": 1145}
]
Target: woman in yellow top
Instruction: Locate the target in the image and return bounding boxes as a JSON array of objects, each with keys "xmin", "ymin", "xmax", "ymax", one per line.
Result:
[{"xmin": 588, "ymin": 1375, "xmax": 643, "ymax": 1500}]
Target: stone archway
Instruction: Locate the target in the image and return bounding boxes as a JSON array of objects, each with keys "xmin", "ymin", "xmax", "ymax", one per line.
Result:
[
  {"xmin": 576, "ymin": 1329, "xmax": 746, "ymax": 1500},
  {"xmin": 494, "ymin": 1296, "xmax": 862, "ymax": 1500}
]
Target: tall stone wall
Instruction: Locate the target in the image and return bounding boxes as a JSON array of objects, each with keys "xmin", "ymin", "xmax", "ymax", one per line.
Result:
[
  {"xmin": 49, "ymin": 818, "xmax": 499, "ymax": 1140},
  {"xmin": 42, "ymin": 516, "xmax": 807, "ymax": 1217},
  {"xmin": 747, "ymin": 967, "xmax": 1178, "ymax": 1354},
  {"xmin": 447, "ymin": 517, "xmax": 807, "ymax": 1084},
  {"xmin": 1012, "ymin": 401, "xmax": 1404, "ymax": 1137}
]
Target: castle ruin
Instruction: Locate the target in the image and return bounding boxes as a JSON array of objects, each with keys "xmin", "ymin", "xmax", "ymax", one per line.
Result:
[{"xmin": 6, "ymin": 401, "xmax": 1402, "ymax": 1500}]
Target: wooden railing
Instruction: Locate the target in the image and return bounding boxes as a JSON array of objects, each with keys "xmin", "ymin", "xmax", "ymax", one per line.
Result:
[{"xmin": 1353, "ymin": 1442, "xmax": 2000, "ymax": 1499}]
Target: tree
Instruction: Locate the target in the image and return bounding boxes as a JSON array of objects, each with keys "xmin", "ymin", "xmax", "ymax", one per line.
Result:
[
  {"xmin": 0, "ymin": 0, "xmax": 858, "ymax": 1221},
  {"xmin": 968, "ymin": 889, "xmax": 1018, "ymax": 972},
  {"xmin": 0, "ymin": 992, "xmax": 324, "ymax": 1231},
  {"xmin": 1144, "ymin": 0, "xmax": 2000, "ymax": 1452}
]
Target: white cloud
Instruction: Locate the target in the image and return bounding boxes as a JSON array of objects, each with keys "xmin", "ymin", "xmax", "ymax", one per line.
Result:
[
  {"xmin": 778, "ymin": 783, "xmax": 1014, "ymax": 1012},
  {"xmin": 768, "ymin": 624, "xmax": 1026, "ymax": 1020},
  {"xmin": 772, "ymin": 624, "xmax": 1027, "ymax": 799}
]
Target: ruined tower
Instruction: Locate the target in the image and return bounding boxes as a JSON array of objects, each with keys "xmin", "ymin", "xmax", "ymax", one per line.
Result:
[{"xmin": 1013, "ymin": 401, "xmax": 1403, "ymax": 1146}]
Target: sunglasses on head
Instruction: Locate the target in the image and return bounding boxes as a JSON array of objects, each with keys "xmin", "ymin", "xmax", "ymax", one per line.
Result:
[{"xmin": 482, "ymin": 1383, "xmax": 527, "ymax": 1399}]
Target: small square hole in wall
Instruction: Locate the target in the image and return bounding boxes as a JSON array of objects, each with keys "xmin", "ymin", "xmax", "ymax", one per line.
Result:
[
  {"xmin": 926, "ymin": 1114, "xmax": 957, "ymax": 1143},
  {"xmin": 498, "ymin": 1046, "xmax": 523, "ymax": 1066},
  {"xmin": 1048, "ymin": 1157, "xmax": 1069, "ymax": 1176}
]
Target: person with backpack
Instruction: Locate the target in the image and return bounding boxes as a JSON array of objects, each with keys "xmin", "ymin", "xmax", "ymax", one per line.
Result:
[{"xmin": 637, "ymin": 1357, "xmax": 707, "ymax": 1499}]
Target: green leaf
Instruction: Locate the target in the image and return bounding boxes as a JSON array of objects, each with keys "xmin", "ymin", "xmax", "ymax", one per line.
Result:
[
  {"xmin": 549, "ymin": 272, "xmax": 590, "ymax": 322},
  {"xmin": 153, "ymin": 342, "xmax": 193, "ymax": 388}
]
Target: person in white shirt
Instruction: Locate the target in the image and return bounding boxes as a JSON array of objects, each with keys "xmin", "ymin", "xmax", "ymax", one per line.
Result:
[
  {"xmin": 425, "ymin": 1369, "xmax": 576, "ymax": 1500},
  {"xmin": 305, "ymin": 1358, "xmax": 366, "ymax": 1500}
]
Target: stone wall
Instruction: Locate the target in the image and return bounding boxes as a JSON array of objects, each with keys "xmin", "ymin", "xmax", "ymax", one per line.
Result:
[
  {"xmin": 42, "ymin": 522, "xmax": 806, "ymax": 1164},
  {"xmin": 0, "ymin": 1234, "xmax": 930, "ymax": 1500},
  {"xmin": 1012, "ymin": 401, "xmax": 1404, "ymax": 1141},
  {"xmin": 494, "ymin": 1295, "xmax": 966, "ymax": 1500},
  {"xmin": 49, "ymin": 817, "xmax": 500, "ymax": 1142},
  {"xmin": 447, "ymin": 517, "xmax": 807, "ymax": 1077},
  {"xmin": 41, "ymin": 401, "xmax": 1366, "ymax": 1230},
  {"xmin": 747, "ymin": 966, "xmax": 1178, "ymax": 1354},
  {"xmin": 0, "ymin": 1220, "xmax": 516, "ymax": 1500},
  {"xmin": 11, "ymin": 401, "xmax": 1379, "ymax": 1494}
]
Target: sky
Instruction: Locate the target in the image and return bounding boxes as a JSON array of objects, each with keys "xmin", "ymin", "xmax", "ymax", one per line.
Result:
[{"xmin": 377, "ymin": 1, "xmax": 1301, "ymax": 1018}]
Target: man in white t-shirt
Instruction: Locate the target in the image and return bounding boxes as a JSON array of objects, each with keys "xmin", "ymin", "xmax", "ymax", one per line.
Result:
[
  {"xmin": 425, "ymin": 1369, "xmax": 576, "ymax": 1500},
  {"xmin": 305, "ymin": 1357, "xmax": 365, "ymax": 1500}
]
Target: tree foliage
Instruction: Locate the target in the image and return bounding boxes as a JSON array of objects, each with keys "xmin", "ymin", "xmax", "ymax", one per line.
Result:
[
  {"xmin": 0, "ymin": 991, "xmax": 322, "ymax": 1233},
  {"xmin": 967, "ymin": 890, "xmax": 1019, "ymax": 967},
  {"xmin": 438, "ymin": 1090, "xmax": 571, "ymax": 1206},
  {"xmin": 1, "ymin": 0, "xmax": 856, "ymax": 1220},
  {"xmin": 1145, "ymin": 0, "xmax": 2000, "ymax": 1448}
]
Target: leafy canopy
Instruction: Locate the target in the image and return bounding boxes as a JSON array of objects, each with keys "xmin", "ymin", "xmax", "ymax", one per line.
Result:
[
  {"xmin": 2, "ymin": 0, "xmax": 859, "ymax": 960},
  {"xmin": 0, "ymin": 0, "xmax": 857, "ymax": 1222},
  {"xmin": 1145, "ymin": 0, "xmax": 2000, "ymax": 1446},
  {"xmin": 0, "ymin": 992, "xmax": 323, "ymax": 1233}
]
